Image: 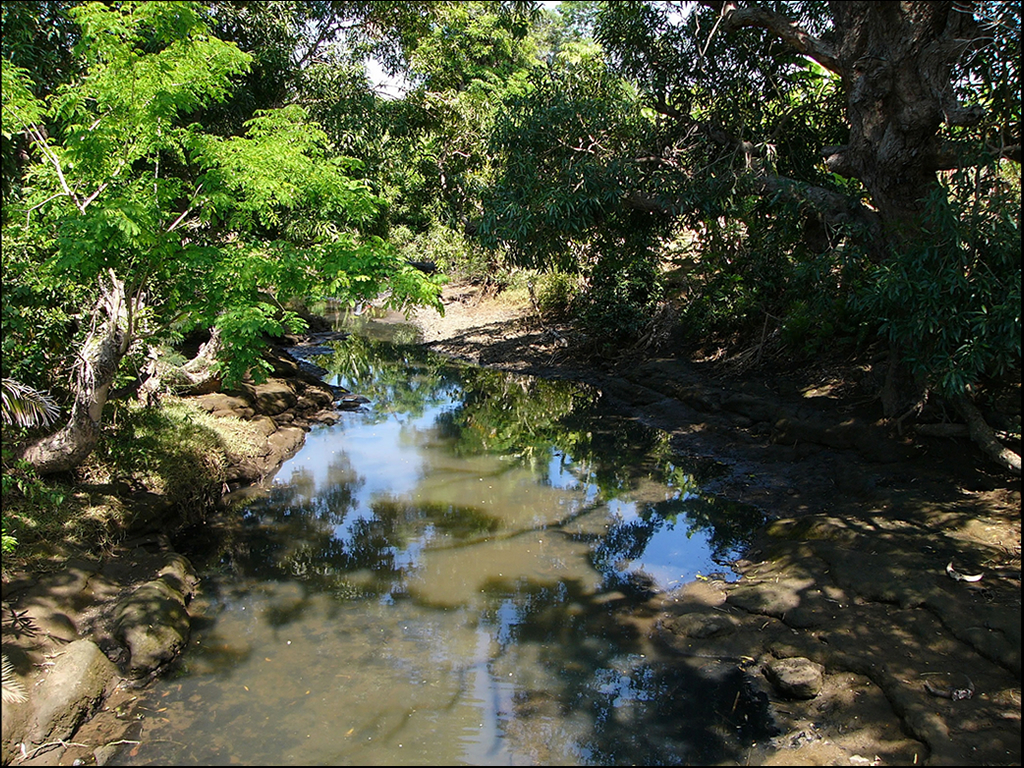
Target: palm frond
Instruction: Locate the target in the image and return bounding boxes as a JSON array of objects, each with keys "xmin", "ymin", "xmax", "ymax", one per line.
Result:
[
  {"xmin": 1, "ymin": 653, "xmax": 28, "ymax": 704},
  {"xmin": 1, "ymin": 378, "xmax": 60, "ymax": 428}
]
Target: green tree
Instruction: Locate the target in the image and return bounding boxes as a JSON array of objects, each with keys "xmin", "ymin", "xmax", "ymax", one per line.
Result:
[
  {"xmin": 0, "ymin": 0, "xmax": 81, "ymax": 201},
  {"xmin": 2, "ymin": 1, "xmax": 440, "ymax": 475},
  {"xmin": 481, "ymin": 1, "xmax": 1020, "ymax": 472},
  {"xmin": 196, "ymin": 2, "xmax": 538, "ymax": 281}
]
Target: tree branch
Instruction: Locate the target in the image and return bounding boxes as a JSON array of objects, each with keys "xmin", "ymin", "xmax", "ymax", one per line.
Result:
[
  {"xmin": 701, "ymin": 1, "xmax": 841, "ymax": 73},
  {"xmin": 933, "ymin": 141, "xmax": 1022, "ymax": 169},
  {"xmin": 625, "ymin": 169, "xmax": 882, "ymax": 248},
  {"xmin": 26, "ymin": 124, "xmax": 86, "ymax": 214},
  {"xmin": 166, "ymin": 183, "xmax": 204, "ymax": 233}
]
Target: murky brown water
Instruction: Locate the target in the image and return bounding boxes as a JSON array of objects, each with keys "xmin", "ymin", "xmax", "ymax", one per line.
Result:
[{"xmin": 115, "ymin": 326, "xmax": 766, "ymax": 766}]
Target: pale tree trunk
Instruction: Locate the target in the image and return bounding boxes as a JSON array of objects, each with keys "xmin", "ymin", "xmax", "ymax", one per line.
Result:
[
  {"xmin": 957, "ymin": 394, "xmax": 1022, "ymax": 476},
  {"xmin": 139, "ymin": 326, "xmax": 223, "ymax": 401},
  {"xmin": 177, "ymin": 326, "xmax": 224, "ymax": 393},
  {"xmin": 21, "ymin": 271, "xmax": 133, "ymax": 475}
]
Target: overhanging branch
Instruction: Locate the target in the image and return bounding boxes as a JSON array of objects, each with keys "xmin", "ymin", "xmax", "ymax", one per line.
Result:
[
  {"xmin": 934, "ymin": 141, "xmax": 1022, "ymax": 169},
  {"xmin": 625, "ymin": 170, "xmax": 882, "ymax": 248},
  {"xmin": 700, "ymin": 1, "xmax": 841, "ymax": 73}
]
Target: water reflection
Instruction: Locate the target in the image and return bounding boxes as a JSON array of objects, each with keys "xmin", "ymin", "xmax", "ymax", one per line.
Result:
[{"xmin": 122, "ymin": 330, "xmax": 766, "ymax": 766}]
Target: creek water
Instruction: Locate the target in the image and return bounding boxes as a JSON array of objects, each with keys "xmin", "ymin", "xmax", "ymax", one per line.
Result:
[{"xmin": 116, "ymin": 317, "xmax": 766, "ymax": 766}]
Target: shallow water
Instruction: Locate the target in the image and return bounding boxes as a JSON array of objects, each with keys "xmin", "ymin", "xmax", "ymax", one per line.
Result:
[{"xmin": 117, "ymin": 325, "xmax": 765, "ymax": 766}]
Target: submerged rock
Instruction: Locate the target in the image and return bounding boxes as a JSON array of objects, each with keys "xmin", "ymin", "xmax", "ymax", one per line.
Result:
[{"xmin": 113, "ymin": 554, "xmax": 198, "ymax": 678}]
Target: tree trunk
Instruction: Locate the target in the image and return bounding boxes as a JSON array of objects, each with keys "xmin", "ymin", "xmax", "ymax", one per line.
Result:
[
  {"xmin": 822, "ymin": 2, "xmax": 986, "ymax": 417},
  {"xmin": 826, "ymin": 1, "xmax": 982, "ymax": 241},
  {"xmin": 21, "ymin": 272, "xmax": 132, "ymax": 475},
  {"xmin": 180, "ymin": 326, "xmax": 224, "ymax": 393},
  {"xmin": 140, "ymin": 326, "xmax": 224, "ymax": 400}
]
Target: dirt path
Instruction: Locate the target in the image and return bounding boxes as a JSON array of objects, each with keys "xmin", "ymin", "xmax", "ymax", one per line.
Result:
[{"xmin": 409, "ymin": 284, "xmax": 1021, "ymax": 766}]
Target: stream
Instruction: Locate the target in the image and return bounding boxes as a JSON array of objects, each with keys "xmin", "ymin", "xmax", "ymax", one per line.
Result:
[{"xmin": 115, "ymin": 316, "xmax": 768, "ymax": 766}]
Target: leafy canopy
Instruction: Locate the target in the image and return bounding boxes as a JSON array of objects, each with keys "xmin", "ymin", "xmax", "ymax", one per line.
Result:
[
  {"xmin": 478, "ymin": 1, "xmax": 1020, "ymax": 396},
  {"xmin": 2, "ymin": 0, "xmax": 441, "ymax": 388}
]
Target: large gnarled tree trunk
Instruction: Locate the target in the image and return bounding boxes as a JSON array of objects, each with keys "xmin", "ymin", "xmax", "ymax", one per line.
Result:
[
  {"xmin": 710, "ymin": 0, "xmax": 986, "ymax": 243},
  {"xmin": 21, "ymin": 271, "xmax": 133, "ymax": 475},
  {"xmin": 823, "ymin": 1, "xmax": 984, "ymax": 236},
  {"xmin": 707, "ymin": 1, "xmax": 1020, "ymax": 472}
]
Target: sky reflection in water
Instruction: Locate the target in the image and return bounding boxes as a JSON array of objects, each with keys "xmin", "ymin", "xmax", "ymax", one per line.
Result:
[{"xmin": 120, "ymin": 332, "xmax": 765, "ymax": 766}]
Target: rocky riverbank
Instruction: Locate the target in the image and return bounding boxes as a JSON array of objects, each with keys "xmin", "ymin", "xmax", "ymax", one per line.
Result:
[
  {"xmin": 1, "ymin": 335, "xmax": 359, "ymax": 766},
  {"xmin": 2, "ymin": 287, "xmax": 1020, "ymax": 766},
  {"xmin": 409, "ymin": 284, "xmax": 1021, "ymax": 766}
]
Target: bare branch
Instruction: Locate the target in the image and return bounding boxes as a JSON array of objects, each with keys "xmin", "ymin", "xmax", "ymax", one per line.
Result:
[
  {"xmin": 933, "ymin": 142, "xmax": 1021, "ymax": 169},
  {"xmin": 166, "ymin": 183, "xmax": 205, "ymax": 233},
  {"xmin": 80, "ymin": 182, "xmax": 110, "ymax": 210},
  {"xmin": 26, "ymin": 124, "xmax": 86, "ymax": 214},
  {"xmin": 957, "ymin": 393, "xmax": 1021, "ymax": 475}
]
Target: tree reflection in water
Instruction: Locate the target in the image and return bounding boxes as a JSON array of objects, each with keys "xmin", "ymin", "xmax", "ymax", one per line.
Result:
[{"xmin": 165, "ymin": 331, "xmax": 769, "ymax": 766}]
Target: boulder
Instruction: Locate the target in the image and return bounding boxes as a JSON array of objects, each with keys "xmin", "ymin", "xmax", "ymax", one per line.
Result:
[
  {"xmin": 251, "ymin": 380, "xmax": 297, "ymax": 416},
  {"xmin": 26, "ymin": 639, "xmax": 117, "ymax": 745},
  {"xmin": 113, "ymin": 555, "xmax": 197, "ymax": 677}
]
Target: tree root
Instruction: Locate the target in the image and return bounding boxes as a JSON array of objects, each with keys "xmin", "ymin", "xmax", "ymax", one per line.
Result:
[{"xmin": 956, "ymin": 394, "xmax": 1021, "ymax": 476}]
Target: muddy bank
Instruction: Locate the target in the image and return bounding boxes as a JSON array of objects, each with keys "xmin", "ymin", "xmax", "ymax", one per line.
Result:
[
  {"xmin": 0, "ymin": 337, "xmax": 358, "ymax": 766},
  {"xmin": 410, "ymin": 286, "xmax": 1021, "ymax": 766}
]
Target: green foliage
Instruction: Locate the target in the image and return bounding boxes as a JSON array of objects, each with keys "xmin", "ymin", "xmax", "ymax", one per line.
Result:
[
  {"xmin": 408, "ymin": 1, "xmax": 535, "ymax": 92},
  {"xmin": 533, "ymin": 270, "xmax": 580, "ymax": 317},
  {"xmin": 0, "ymin": 223, "xmax": 85, "ymax": 392},
  {"xmin": 95, "ymin": 399, "xmax": 236, "ymax": 522},
  {"xmin": 1, "ymin": 369, "xmax": 61, "ymax": 558},
  {"xmin": 472, "ymin": 0, "xmax": 1019, "ymax": 399},
  {"xmin": 480, "ymin": 49, "xmax": 648, "ymax": 268},
  {"xmin": 1, "ymin": 382, "xmax": 70, "ymax": 557},
  {"xmin": 574, "ymin": 235, "xmax": 664, "ymax": 349},
  {"xmin": 1, "ymin": 379, "xmax": 60, "ymax": 429},
  {"xmin": 858, "ymin": 169, "xmax": 1022, "ymax": 397},
  {"xmin": 1, "ymin": 530, "xmax": 14, "ymax": 556},
  {"xmin": 2, "ymin": 0, "xmax": 442, "ymax": 400},
  {"xmin": 289, "ymin": 2, "xmax": 539, "ymax": 242},
  {"xmin": 1, "ymin": 396, "xmax": 264, "ymax": 560},
  {"xmin": 1, "ymin": 450, "xmax": 70, "ymax": 557},
  {"xmin": 392, "ymin": 221, "xmax": 495, "ymax": 284},
  {"xmin": 478, "ymin": 40, "xmax": 675, "ymax": 345},
  {"xmin": 0, "ymin": 0, "xmax": 81, "ymax": 202},
  {"xmin": 676, "ymin": 187, "xmax": 871, "ymax": 357}
]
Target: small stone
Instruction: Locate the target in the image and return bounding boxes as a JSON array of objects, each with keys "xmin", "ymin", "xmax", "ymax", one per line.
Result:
[
  {"xmin": 763, "ymin": 656, "xmax": 824, "ymax": 699},
  {"xmin": 660, "ymin": 611, "xmax": 738, "ymax": 639}
]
